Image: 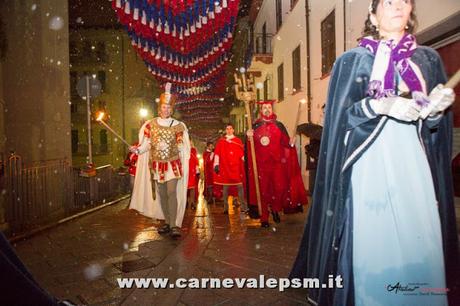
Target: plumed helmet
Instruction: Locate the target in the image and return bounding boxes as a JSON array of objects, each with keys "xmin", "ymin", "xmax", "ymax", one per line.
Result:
[{"xmin": 159, "ymin": 82, "xmax": 176, "ymax": 108}]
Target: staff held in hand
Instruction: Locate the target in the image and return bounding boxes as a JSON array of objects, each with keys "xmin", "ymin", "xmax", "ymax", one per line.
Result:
[{"xmin": 419, "ymin": 69, "xmax": 460, "ymax": 119}]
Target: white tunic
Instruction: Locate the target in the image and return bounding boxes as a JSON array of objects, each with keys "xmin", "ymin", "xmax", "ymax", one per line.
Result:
[{"xmin": 129, "ymin": 117, "xmax": 191, "ymax": 227}]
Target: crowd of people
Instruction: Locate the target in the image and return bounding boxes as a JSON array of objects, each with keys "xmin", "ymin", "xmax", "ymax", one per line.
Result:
[
  {"xmin": 2, "ymin": 1, "xmax": 458, "ymax": 305},
  {"xmin": 125, "ymin": 1, "xmax": 459, "ymax": 305},
  {"xmin": 127, "ymin": 84, "xmax": 309, "ymax": 236}
]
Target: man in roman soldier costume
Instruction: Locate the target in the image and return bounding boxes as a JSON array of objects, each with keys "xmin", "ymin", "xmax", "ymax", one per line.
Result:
[
  {"xmin": 213, "ymin": 124, "xmax": 248, "ymax": 215},
  {"xmin": 203, "ymin": 141, "xmax": 215, "ymax": 203},
  {"xmin": 129, "ymin": 83, "xmax": 191, "ymax": 238},
  {"xmin": 246, "ymin": 100, "xmax": 308, "ymax": 228}
]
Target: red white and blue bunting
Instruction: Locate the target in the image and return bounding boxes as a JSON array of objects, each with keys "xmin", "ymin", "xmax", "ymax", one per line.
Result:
[{"xmin": 111, "ymin": 0, "xmax": 240, "ymax": 124}]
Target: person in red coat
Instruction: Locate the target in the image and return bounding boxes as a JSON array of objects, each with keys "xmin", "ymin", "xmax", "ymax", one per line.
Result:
[
  {"xmin": 213, "ymin": 124, "xmax": 248, "ymax": 214},
  {"xmin": 187, "ymin": 146, "xmax": 200, "ymax": 210},
  {"xmin": 203, "ymin": 141, "xmax": 215, "ymax": 202},
  {"xmin": 246, "ymin": 100, "xmax": 308, "ymax": 228}
]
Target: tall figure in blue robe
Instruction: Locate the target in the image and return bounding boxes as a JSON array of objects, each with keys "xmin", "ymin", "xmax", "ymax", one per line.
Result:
[{"xmin": 289, "ymin": 1, "xmax": 459, "ymax": 305}]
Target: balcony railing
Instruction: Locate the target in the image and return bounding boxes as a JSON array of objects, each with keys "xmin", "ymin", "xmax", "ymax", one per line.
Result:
[{"xmin": 253, "ymin": 33, "xmax": 273, "ymax": 55}]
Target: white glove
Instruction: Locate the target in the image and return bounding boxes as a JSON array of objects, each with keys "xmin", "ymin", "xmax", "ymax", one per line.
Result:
[
  {"xmin": 129, "ymin": 146, "xmax": 139, "ymax": 154},
  {"xmin": 419, "ymin": 84, "xmax": 455, "ymax": 119},
  {"xmin": 369, "ymin": 96, "xmax": 422, "ymax": 122}
]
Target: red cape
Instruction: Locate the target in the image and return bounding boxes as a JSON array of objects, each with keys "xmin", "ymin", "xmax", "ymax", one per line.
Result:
[
  {"xmin": 246, "ymin": 119, "xmax": 308, "ymax": 213},
  {"xmin": 187, "ymin": 147, "xmax": 199, "ymax": 202},
  {"xmin": 203, "ymin": 150, "xmax": 214, "ymax": 188}
]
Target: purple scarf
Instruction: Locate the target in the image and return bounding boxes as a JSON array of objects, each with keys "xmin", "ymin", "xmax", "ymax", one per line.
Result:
[{"xmin": 359, "ymin": 34, "xmax": 428, "ymax": 106}]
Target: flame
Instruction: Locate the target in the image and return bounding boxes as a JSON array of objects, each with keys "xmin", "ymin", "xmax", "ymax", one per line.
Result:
[{"xmin": 96, "ymin": 112, "xmax": 105, "ymax": 121}]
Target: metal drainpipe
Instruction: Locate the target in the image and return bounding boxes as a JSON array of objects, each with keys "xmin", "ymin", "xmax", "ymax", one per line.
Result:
[
  {"xmin": 305, "ymin": 0, "xmax": 312, "ymax": 123},
  {"xmin": 343, "ymin": 0, "xmax": 347, "ymax": 52}
]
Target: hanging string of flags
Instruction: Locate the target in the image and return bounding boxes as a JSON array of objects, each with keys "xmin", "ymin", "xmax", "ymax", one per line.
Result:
[
  {"xmin": 111, "ymin": 0, "xmax": 240, "ymax": 124},
  {"xmin": 113, "ymin": 0, "xmax": 237, "ymax": 53},
  {"xmin": 183, "ymin": 114, "xmax": 222, "ymax": 121},
  {"xmin": 177, "ymin": 94, "xmax": 224, "ymax": 103}
]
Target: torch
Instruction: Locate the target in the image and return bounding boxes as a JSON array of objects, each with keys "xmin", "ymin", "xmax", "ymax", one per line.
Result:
[{"xmin": 96, "ymin": 112, "xmax": 131, "ymax": 147}]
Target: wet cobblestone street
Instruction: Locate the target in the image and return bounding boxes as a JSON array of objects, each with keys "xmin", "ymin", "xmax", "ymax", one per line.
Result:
[{"xmin": 13, "ymin": 197, "xmax": 310, "ymax": 305}]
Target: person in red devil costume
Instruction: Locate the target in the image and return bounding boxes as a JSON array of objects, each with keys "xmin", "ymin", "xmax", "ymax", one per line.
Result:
[
  {"xmin": 213, "ymin": 124, "xmax": 248, "ymax": 215},
  {"xmin": 246, "ymin": 100, "xmax": 308, "ymax": 228},
  {"xmin": 187, "ymin": 146, "xmax": 200, "ymax": 210},
  {"xmin": 203, "ymin": 141, "xmax": 215, "ymax": 203}
]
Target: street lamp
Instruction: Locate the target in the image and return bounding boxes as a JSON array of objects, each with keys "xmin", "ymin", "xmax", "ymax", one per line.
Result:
[{"xmin": 139, "ymin": 108, "xmax": 148, "ymax": 118}]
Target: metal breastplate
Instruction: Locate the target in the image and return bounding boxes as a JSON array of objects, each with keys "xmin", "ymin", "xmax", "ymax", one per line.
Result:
[{"xmin": 149, "ymin": 119, "xmax": 183, "ymax": 162}]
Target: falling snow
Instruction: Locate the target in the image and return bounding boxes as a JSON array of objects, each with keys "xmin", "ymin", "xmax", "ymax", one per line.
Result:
[
  {"xmin": 83, "ymin": 264, "xmax": 103, "ymax": 281},
  {"xmin": 49, "ymin": 16, "xmax": 64, "ymax": 31}
]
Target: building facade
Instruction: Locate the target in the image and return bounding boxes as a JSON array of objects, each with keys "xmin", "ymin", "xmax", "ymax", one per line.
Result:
[
  {"xmin": 245, "ymin": 0, "xmax": 460, "ymax": 193},
  {"xmin": 0, "ymin": 0, "xmax": 72, "ymax": 164},
  {"xmin": 247, "ymin": 0, "xmax": 311, "ymax": 190},
  {"xmin": 69, "ymin": 28, "xmax": 159, "ymax": 167}
]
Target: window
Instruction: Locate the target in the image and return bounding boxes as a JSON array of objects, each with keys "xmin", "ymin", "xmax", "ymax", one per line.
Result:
[
  {"xmin": 96, "ymin": 41, "xmax": 107, "ymax": 62},
  {"xmin": 82, "ymin": 40, "xmax": 92, "ymax": 58},
  {"xmin": 321, "ymin": 10, "xmax": 336, "ymax": 75},
  {"xmin": 100, "ymin": 130, "xmax": 108, "ymax": 153},
  {"xmin": 277, "ymin": 63, "xmax": 284, "ymax": 101},
  {"xmin": 264, "ymin": 78, "xmax": 269, "ymax": 100},
  {"xmin": 70, "ymin": 71, "xmax": 78, "ymax": 98},
  {"xmin": 70, "ymin": 102, "xmax": 78, "ymax": 113},
  {"xmin": 249, "ymin": 25, "xmax": 254, "ymax": 50},
  {"xmin": 97, "ymin": 71, "xmax": 106, "ymax": 91},
  {"xmin": 276, "ymin": 0, "xmax": 282, "ymax": 31},
  {"xmin": 292, "ymin": 45, "xmax": 301, "ymax": 91},
  {"xmin": 69, "ymin": 41, "xmax": 78, "ymax": 57},
  {"xmin": 71, "ymin": 130, "xmax": 78, "ymax": 153},
  {"xmin": 262, "ymin": 23, "xmax": 267, "ymax": 54}
]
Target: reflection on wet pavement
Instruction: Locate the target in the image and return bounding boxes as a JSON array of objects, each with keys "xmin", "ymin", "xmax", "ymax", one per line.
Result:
[{"xmin": 13, "ymin": 192, "xmax": 309, "ymax": 305}]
